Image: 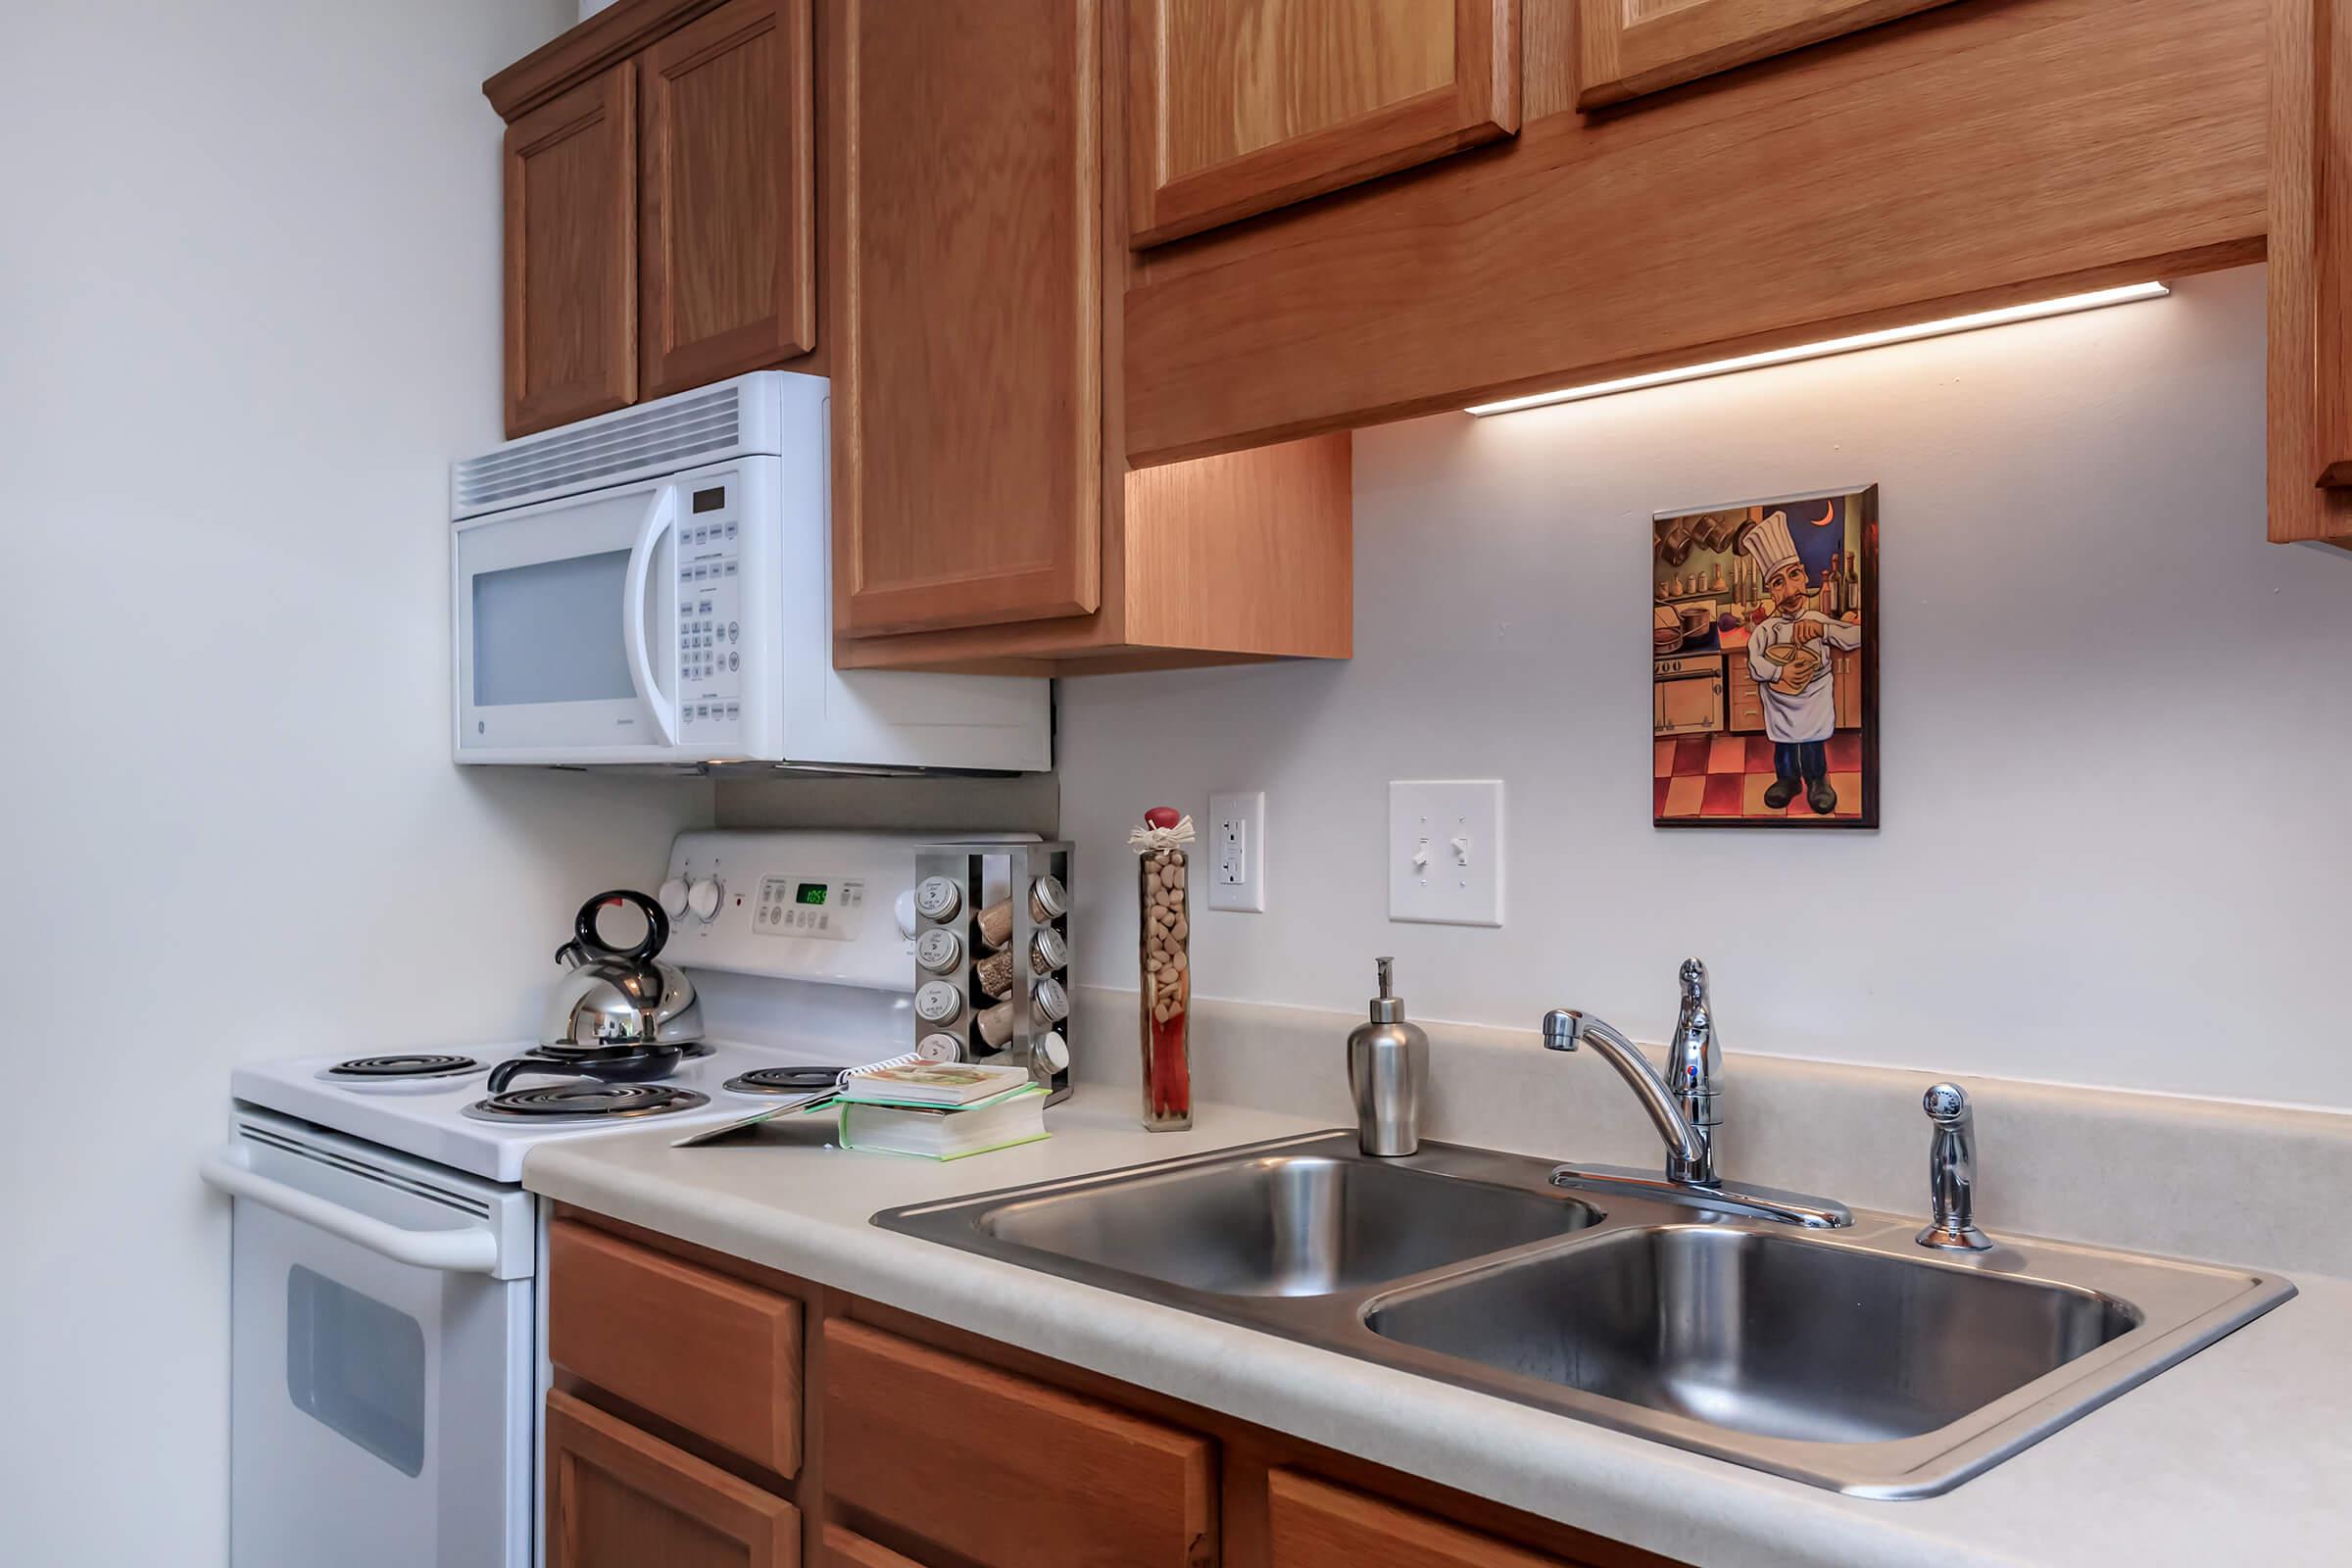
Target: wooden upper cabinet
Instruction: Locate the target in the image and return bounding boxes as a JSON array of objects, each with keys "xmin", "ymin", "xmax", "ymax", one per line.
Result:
[
  {"xmin": 505, "ymin": 66, "xmax": 637, "ymax": 437},
  {"xmin": 1126, "ymin": 0, "xmax": 1519, "ymax": 247},
  {"xmin": 545, "ymin": 1390, "xmax": 799, "ymax": 1568},
  {"xmin": 1570, "ymin": 0, "xmax": 1957, "ymax": 109},
  {"xmin": 639, "ymin": 0, "xmax": 814, "ymax": 400},
  {"xmin": 2311, "ymin": 0, "xmax": 2352, "ymax": 489},
  {"xmin": 833, "ymin": 0, "xmax": 1102, "ymax": 638},
  {"xmin": 2270, "ymin": 0, "xmax": 2352, "ymax": 545}
]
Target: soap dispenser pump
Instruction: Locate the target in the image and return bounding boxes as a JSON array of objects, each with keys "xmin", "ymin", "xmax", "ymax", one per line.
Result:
[{"xmin": 1348, "ymin": 957, "xmax": 1428, "ymax": 1156}]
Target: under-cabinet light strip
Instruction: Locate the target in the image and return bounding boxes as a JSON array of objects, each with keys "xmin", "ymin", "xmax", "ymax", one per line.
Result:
[{"xmin": 1463, "ymin": 281, "xmax": 2171, "ymax": 416}]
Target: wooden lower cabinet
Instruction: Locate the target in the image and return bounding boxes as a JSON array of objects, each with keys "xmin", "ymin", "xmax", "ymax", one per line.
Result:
[
  {"xmin": 820, "ymin": 1525, "xmax": 925, "ymax": 1568},
  {"xmin": 823, "ymin": 1319, "xmax": 1214, "ymax": 1568},
  {"xmin": 546, "ymin": 1212, "xmax": 1683, "ymax": 1568},
  {"xmin": 1266, "ymin": 1468, "xmax": 1572, "ymax": 1568},
  {"xmin": 547, "ymin": 1389, "xmax": 800, "ymax": 1568}
]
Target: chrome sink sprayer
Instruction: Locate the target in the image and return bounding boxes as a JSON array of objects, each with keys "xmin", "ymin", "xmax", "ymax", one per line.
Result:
[
  {"xmin": 1543, "ymin": 959, "xmax": 1851, "ymax": 1228},
  {"xmin": 1916, "ymin": 1082, "xmax": 1992, "ymax": 1250}
]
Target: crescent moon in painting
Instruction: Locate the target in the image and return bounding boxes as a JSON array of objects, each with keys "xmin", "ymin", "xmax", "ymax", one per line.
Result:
[{"xmin": 1806, "ymin": 500, "xmax": 1837, "ymax": 526}]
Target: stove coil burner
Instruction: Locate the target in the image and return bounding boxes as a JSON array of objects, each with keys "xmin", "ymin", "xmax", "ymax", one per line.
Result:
[
  {"xmin": 463, "ymin": 1084, "xmax": 710, "ymax": 1123},
  {"xmin": 725, "ymin": 1066, "xmax": 851, "ymax": 1097},
  {"xmin": 325, "ymin": 1054, "xmax": 482, "ymax": 1080}
]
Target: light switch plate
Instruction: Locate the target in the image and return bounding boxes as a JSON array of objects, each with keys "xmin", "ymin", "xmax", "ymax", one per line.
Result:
[
  {"xmin": 1207, "ymin": 790, "xmax": 1265, "ymax": 911},
  {"xmin": 1389, "ymin": 780, "xmax": 1503, "ymax": 927}
]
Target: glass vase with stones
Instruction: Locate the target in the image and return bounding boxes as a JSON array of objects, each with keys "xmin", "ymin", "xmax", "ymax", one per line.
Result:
[{"xmin": 1140, "ymin": 846, "xmax": 1192, "ymax": 1130}]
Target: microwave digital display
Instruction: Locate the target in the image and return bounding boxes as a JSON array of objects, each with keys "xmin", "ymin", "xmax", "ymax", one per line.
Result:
[
  {"xmin": 796, "ymin": 883, "xmax": 827, "ymax": 906},
  {"xmin": 692, "ymin": 487, "xmax": 726, "ymax": 514}
]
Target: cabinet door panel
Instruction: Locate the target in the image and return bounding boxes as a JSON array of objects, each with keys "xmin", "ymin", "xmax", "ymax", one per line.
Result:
[
  {"xmin": 1572, "ymin": 0, "xmax": 1958, "ymax": 109},
  {"xmin": 2315, "ymin": 0, "xmax": 2352, "ymax": 486},
  {"xmin": 833, "ymin": 0, "xmax": 1102, "ymax": 638},
  {"xmin": 822, "ymin": 1320, "xmax": 1212, "ymax": 1568},
  {"xmin": 505, "ymin": 66, "xmax": 637, "ymax": 437},
  {"xmin": 548, "ymin": 1220, "xmax": 803, "ymax": 1477},
  {"xmin": 1129, "ymin": 0, "xmax": 1518, "ymax": 246},
  {"xmin": 545, "ymin": 1391, "xmax": 798, "ymax": 1568},
  {"xmin": 1266, "ymin": 1469, "xmax": 1569, "ymax": 1567},
  {"xmin": 640, "ymin": 0, "xmax": 814, "ymax": 399}
]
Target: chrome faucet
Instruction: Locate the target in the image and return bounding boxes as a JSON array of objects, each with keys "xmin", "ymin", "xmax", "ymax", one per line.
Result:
[
  {"xmin": 1543, "ymin": 959, "xmax": 1850, "ymax": 1228},
  {"xmin": 1916, "ymin": 1083, "xmax": 1991, "ymax": 1250}
]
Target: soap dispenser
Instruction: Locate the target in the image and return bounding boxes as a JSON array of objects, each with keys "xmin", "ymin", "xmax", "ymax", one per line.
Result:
[{"xmin": 1348, "ymin": 957, "xmax": 1428, "ymax": 1156}]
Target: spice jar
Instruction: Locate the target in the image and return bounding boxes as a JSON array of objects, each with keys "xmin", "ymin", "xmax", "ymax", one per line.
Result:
[
  {"xmin": 974, "ymin": 874, "xmax": 1068, "ymax": 951},
  {"xmin": 1131, "ymin": 807, "xmax": 1193, "ymax": 1131},
  {"xmin": 972, "ymin": 926, "xmax": 1071, "ymax": 999},
  {"xmin": 975, "ymin": 977, "xmax": 1069, "ymax": 1050}
]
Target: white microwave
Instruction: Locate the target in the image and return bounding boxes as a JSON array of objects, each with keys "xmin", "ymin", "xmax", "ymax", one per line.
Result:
[{"xmin": 449, "ymin": 372, "xmax": 1050, "ymax": 770}]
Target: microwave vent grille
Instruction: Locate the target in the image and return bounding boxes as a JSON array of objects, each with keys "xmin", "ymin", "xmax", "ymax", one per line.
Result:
[{"xmin": 455, "ymin": 384, "xmax": 745, "ymax": 514}]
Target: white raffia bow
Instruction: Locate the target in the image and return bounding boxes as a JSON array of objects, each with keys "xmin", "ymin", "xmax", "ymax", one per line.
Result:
[{"xmin": 1128, "ymin": 814, "xmax": 1197, "ymax": 854}]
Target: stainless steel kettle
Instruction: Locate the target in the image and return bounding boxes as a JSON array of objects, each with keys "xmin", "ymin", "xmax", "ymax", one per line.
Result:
[{"xmin": 542, "ymin": 890, "xmax": 704, "ymax": 1048}]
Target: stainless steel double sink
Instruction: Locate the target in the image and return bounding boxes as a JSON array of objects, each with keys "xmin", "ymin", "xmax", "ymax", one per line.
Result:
[{"xmin": 874, "ymin": 1132, "xmax": 2294, "ymax": 1497}]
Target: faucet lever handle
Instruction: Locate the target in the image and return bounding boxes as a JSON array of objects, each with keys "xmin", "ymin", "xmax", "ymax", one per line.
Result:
[{"xmin": 1679, "ymin": 956, "xmax": 1707, "ymax": 1001}]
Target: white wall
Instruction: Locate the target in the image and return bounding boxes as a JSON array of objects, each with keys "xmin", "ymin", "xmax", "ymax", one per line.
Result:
[
  {"xmin": 0, "ymin": 5, "xmax": 706, "ymax": 1563},
  {"xmin": 1058, "ymin": 266, "xmax": 2352, "ymax": 1111}
]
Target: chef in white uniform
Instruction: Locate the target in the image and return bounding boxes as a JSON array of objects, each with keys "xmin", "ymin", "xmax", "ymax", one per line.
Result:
[{"xmin": 1738, "ymin": 510, "xmax": 1860, "ymax": 814}]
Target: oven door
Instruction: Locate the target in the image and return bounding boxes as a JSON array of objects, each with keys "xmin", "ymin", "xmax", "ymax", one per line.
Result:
[
  {"xmin": 206, "ymin": 1113, "xmax": 534, "ymax": 1568},
  {"xmin": 1653, "ymin": 653, "xmax": 1727, "ymax": 736},
  {"xmin": 454, "ymin": 477, "xmax": 680, "ymax": 762}
]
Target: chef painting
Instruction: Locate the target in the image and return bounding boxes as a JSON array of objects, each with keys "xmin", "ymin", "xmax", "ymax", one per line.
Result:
[
  {"xmin": 1650, "ymin": 484, "xmax": 1877, "ymax": 829},
  {"xmin": 1738, "ymin": 509, "xmax": 1860, "ymax": 814}
]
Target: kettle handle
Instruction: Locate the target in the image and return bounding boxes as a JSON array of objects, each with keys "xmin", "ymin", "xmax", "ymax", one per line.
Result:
[{"xmin": 570, "ymin": 889, "xmax": 669, "ymax": 964}]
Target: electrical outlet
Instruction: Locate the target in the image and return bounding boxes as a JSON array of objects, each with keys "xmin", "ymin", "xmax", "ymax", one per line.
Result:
[
  {"xmin": 1389, "ymin": 780, "xmax": 1503, "ymax": 926},
  {"xmin": 1206, "ymin": 791, "xmax": 1265, "ymax": 912}
]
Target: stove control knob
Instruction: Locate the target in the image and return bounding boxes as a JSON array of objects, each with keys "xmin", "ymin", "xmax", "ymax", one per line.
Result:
[
  {"xmin": 893, "ymin": 888, "xmax": 921, "ymax": 939},
  {"xmin": 686, "ymin": 876, "xmax": 723, "ymax": 923},
  {"xmin": 659, "ymin": 877, "xmax": 692, "ymax": 919}
]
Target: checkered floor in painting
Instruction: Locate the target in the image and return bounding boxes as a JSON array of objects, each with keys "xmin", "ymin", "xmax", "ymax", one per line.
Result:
[{"xmin": 1653, "ymin": 732, "xmax": 1864, "ymax": 821}]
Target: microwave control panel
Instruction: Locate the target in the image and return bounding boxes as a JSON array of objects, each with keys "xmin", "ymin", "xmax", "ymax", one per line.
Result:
[{"xmin": 675, "ymin": 479, "xmax": 744, "ymax": 739}]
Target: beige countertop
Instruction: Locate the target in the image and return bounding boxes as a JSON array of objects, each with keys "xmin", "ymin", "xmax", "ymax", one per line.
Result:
[{"xmin": 524, "ymin": 1088, "xmax": 2352, "ymax": 1568}]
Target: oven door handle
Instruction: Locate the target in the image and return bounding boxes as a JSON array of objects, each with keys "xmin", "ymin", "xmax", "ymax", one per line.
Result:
[
  {"xmin": 200, "ymin": 1149, "xmax": 501, "ymax": 1275},
  {"xmin": 622, "ymin": 484, "xmax": 679, "ymax": 747}
]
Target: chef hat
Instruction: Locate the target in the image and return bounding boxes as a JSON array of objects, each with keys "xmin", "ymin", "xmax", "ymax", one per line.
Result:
[{"xmin": 1738, "ymin": 511, "xmax": 1800, "ymax": 578}]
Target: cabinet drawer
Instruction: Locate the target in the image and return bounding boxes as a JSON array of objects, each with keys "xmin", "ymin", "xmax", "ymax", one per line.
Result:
[
  {"xmin": 822, "ymin": 1320, "xmax": 1213, "ymax": 1568},
  {"xmin": 1266, "ymin": 1468, "xmax": 1568, "ymax": 1567},
  {"xmin": 821, "ymin": 1525, "xmax": 926, "ymax": 1568},
  {"xmin": 549, "ymin": 1220, "xmax": 802, "ymax": 1476},
  {"xmin": 547, "ymin": 1390, "xmax": 799, "ymax": 1568}
]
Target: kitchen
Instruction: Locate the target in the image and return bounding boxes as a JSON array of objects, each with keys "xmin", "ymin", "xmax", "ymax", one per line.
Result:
[{"xmin": 6, "ymin": 1, "xmax": 2350, "ymax": 1566}]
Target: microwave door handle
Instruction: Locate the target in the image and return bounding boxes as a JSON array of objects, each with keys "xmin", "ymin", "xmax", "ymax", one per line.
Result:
[
  {"xmin": 623, "ymin": 485, "xmax": 679, "ymax": 745},
  {"xmin": 199, "ymin": 1149, "xmax": 500, "ymax": 1274}
]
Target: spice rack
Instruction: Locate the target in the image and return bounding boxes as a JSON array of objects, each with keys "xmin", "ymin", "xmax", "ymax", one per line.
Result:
[{"xmin": 911, "ymin": 841, "xmax": 1073, "ymax": 1105}]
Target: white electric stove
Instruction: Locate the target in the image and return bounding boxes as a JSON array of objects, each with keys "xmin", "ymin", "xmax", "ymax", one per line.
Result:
[{"xmin": 207, "ymin": 830, "xmax": 1030, "ymax": 1568}]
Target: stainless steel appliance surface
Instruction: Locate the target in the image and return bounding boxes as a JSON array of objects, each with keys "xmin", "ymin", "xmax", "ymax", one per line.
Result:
[{"xmin": 875, "ymin": 1131, "xmax": 2295, "ymax": 1499}]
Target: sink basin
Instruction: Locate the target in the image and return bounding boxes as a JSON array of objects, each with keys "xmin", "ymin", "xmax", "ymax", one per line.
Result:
[
  {"xmin": 978, "ymin": 1150, "xmax": 1597, "ymax": 1297},
  {"xmin": 1365, "ymin": 1224, "xmax": 2140, "ymax": 1445},
  {"xmin": 874, "ymin": 1131, "xmax": 2294, "ymax": 1496}
]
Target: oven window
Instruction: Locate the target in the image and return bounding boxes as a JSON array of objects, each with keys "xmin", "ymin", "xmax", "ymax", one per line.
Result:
[
  {"xmin": 285, "ymin": 1265, "xmax": 426, "ymax": 1477},
  {"xmin": 471, "ymin": 549, "xmax": 634, "ymax": 707}
]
